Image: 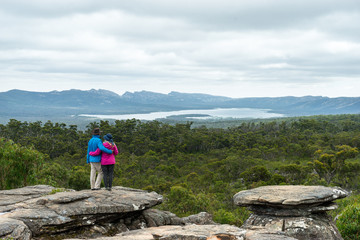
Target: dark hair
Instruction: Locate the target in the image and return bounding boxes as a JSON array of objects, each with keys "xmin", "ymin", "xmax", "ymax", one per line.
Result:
[{"xmin": 92, "ymin": 128, "xmax": 101, "ymax": 135}]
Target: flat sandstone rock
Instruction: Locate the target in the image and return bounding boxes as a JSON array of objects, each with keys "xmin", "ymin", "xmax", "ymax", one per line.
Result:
[
  {"xmin": 233, "ymin": 185, "xmax": 347, "ymax": 239},
  {"xmin": 67, "ymin": 224, "xmax": 247, "ymax": 240},
  {"xmin": 233, "ymin": 185, "xmax": 348, "ymax": 207},
  {"xmin": 0, "ymin": 185, "xmax": 163, "ymax": 238}
]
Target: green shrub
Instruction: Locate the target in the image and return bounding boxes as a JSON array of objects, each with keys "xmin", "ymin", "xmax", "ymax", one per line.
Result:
[
  {"xmin": 68, "ymin": 166, "xmax": 90, "ymax": 190},
  {"xmin": 37, "ymin": 162, "xmax": 70, "ymax": 188},
  {"xmin": 337, "ymin": 202, "xmax": 360, "ymax": 240},
  {"xmin": 331, "ymin": 193, "xmax": 360, "ymax": 219},
  {"xmin": 213, "ymin": 207, "xmax": 250, "ymax": 226},
  {"xmin": 0, "ymin": 138, "xmax": 44, "ymax": 190},
  {"xmin": 160, "ymin": 186, "xmax": 210, "ymax": 217},
  {"xmin": 213, "ymin": 209, "xmax": 236, "ymax": 224}
]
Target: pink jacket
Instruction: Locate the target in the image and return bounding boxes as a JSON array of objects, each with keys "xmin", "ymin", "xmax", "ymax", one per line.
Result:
[{"xmin": 89, "ymin": 141, "xmax": 118, "ymax": 165}]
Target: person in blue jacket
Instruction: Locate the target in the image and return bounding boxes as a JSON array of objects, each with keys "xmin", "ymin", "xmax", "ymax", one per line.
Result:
[{"xmin": 87, "ymin": 128, "xmax": 113, "ymax": 190}]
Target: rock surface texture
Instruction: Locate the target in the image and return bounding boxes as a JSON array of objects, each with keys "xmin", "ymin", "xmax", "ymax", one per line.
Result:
[
  {"xmin": 0, "ymin": 185, "xmax": 164, "ymax": 239},
  {"xmin": 0, "ymin": 185, "xmax": 348, "ymax": 239},
  {"xmin": 86, "ymin": 224, "xmax": 248, "ymax": 240},
  {"xmin": 0, "ymin": 185, "xmax": 216, "ymax": 239},
  {"xmin": 233, "ymin": 185, "xmax": 349, "ymax": 240}
]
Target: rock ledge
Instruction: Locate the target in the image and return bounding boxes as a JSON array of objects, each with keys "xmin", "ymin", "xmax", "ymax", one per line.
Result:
[
  {"xmin": 0, "ymin": 185, "xmax": 349, "ymax": 240},
  {"xmin": 234, "ymin": 185, "xmax": 348, "ymax": 240}
]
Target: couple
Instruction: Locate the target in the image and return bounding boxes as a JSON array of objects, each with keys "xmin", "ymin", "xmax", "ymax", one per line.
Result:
[{"xmin": 86, "ymin": 128, "xmax": 118, "ymax": 191}]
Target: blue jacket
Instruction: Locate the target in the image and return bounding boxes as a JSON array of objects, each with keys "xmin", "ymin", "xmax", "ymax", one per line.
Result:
[{"xmin": 87, "ymin": 135, "xmax": 112, "ymax": 163}]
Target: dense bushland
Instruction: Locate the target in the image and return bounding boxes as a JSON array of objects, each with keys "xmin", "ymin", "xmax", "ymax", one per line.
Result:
[{"xmin": 1, "ymin": 115, "xmax": 360, "ymax": 230}]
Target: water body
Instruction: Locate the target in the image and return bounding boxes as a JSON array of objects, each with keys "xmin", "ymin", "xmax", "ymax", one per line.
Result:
[{"xmin": 80, "ymin": 108, "xmax": 284, "ymax": 121}]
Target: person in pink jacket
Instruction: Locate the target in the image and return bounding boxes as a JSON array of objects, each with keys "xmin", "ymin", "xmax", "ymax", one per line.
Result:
[{"xmin": 89, "ymin": 133, "xmax": 118, "ymax": 191}]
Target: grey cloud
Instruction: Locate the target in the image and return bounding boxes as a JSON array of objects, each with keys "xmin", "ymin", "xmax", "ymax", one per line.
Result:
[
  {"xmin": 0, "ymin": 0, "xmax": 101, "ymax": 17},
  {"xmin": 2, "ymin": 0, "xmax": 359, "ymax": 43},
  {"xmin": 2, "ymin": 0, "xmax": 359, "ymax": 26},
  {"xmin": 313, "ymin": 11, "xmax": 360, "ymax": 41},
  {"xmin": 106, "ymin": 0, "xmax": 360, "ymax": 32},
  {"xmin": 0, "ymin": 0, "xmax": 359, "ymax": 97}
]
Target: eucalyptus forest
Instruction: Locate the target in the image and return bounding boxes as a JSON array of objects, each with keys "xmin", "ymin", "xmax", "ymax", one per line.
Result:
[{"xmin": 1, "ymin": 114, "xmax": 360, "ymax": 239}]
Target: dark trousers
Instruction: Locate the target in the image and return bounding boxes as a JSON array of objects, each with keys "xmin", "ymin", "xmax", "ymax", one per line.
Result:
[{"xmin": 101, "ymin": 164, "xmax": 115, "ymax": 189}]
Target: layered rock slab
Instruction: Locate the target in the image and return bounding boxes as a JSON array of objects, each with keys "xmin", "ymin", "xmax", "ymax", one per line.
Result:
[
  {"xmin": 233, "ymin": 185, "xmax": 349, "ymax": 240},
  {"xmin": 233, "ymin": 185, "xmax": 348, "ymax": 209},
  {"xmin": 0, "ymin": 185, "xmax": 56, "ymax": 213},
  {"xmin": 0, "ymin": 185, "xmax": 163, "ymax": 239}
]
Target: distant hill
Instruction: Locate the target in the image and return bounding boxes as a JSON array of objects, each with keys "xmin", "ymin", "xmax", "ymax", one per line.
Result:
[
  {"xmin": 0, "ymin": 89, "xmax": 359, "ymax": 118},
  {"xmin": 0, "ymin": 89, "xmax": 182, "ymax": 117}
]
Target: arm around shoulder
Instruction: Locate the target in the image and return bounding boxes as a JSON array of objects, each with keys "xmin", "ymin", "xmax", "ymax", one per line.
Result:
[
  {"xmin": 98, "ymin": 141, "xmax": 113, "ymax": 154},
  {"xmin": 89, "ymin": 148, "xmax": 101, "ymax": 156}
]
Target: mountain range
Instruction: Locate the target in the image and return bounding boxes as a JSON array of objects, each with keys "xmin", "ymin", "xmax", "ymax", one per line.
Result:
[{"xmin": 0, "ymin": 89, "xmax": 359, "ymax": 119}]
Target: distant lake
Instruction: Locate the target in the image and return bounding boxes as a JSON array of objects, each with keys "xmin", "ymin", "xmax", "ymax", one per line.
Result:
[{"xmin": 80, "ymin": 108, "xmax": 284, "ymax": 121}]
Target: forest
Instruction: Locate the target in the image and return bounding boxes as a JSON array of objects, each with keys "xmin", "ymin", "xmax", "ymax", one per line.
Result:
[{"xmin": 1, "ymin": 114, "xmax": 360, "ymax": 239}]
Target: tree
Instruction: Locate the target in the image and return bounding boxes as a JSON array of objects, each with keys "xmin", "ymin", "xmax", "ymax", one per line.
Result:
[
  {"xmin": 37, "ymin": 162, "xmax": 70, "ymax": 187},
  {"xmin": 312, "ymin": 145, "xmax": 359, "ymax": 185},
  {"xmin": 240, "ymin": 166, "xmax": 272, "ymax": 187},
  {"xmin": 68, "ymin": 166, "xmax": 90, "ymax": 190},
  {"xmin": 163, "ymin": 186, "xmax": 210, "ymax": 217},
  {"xmin": 278, "ymin": 164, "xmax": 309, "ymax": 184},
  {"xmin": 0, "ymin": 138, "xmax": 44, "ymax": 189}
]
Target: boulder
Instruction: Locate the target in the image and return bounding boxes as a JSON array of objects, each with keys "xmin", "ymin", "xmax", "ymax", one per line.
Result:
[
  {"xmin": 233, "ymin": 185, "xmax": 348, "ymax": 208},
  {"xmin": 0, "ymin": 185, "xmax": 163, "ymax": 238},
  {"xmin": 0, "ymin": 217, "xmax": 32, "ymax": 240},
  {"xmin": 142, "ymin": 209, "xmax": 182, "ymax": 227},
  {"xmin": 181, "ymin": 211, "xmax": 215, "ymax": 225},
  {"xmin": 233, "ymin": 185, "xmax": 349, "ymax": 240},
  {"xmin": 142, "ymin": 209, "xmax": 215, "ymax": 227}
]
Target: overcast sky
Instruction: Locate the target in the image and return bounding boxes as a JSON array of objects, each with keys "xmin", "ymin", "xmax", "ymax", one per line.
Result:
[{"xmin": 0, "ymin": 0, "xmax": 359, "ymax": 98}]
